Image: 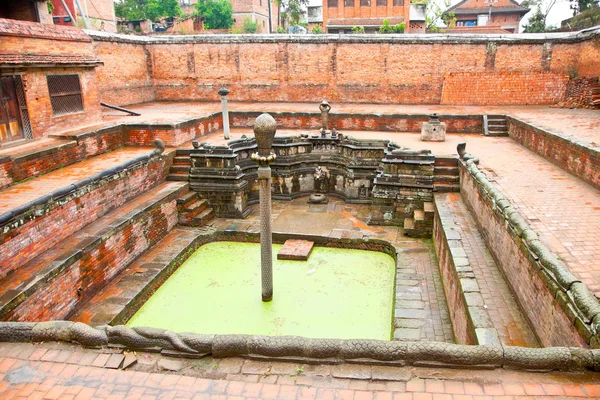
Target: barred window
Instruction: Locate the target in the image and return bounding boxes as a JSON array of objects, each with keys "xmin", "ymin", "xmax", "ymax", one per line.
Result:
[{"xmin": 47, "ymin": 74, "xmax": 84, "ymax": 116}]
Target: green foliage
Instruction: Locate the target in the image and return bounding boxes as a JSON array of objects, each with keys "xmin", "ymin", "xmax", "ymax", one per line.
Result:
[
  {"xmin": 242, "ymin": 17, "xmax": 261, "ymax": 33},
  {"xmin": 279, "ymin": 0, "xmax": 309, "ymax": 29},
  {"xmin": 393, "ymin": 22, "xmax": 405, "ymax": 33},
  {"xmin": 311, "ymin": 25, "xmax": 324, "ymax": 34},
  {"xmin": 378, "ymin": 19, "xmax": 393, "ymax": 33},
  {"xmin": 47, "ymin": 0, "xmax": 54, "ymax": 14},
  {"xmin": 523, "ymin": 8, "xmax": 546, "ymax": 32},
  {"xmin": 351, "ymin": 25, "xmax": 365, "ymax": 34},
  {"xmin": 195, "ymin": 0, "xmax": 233, "ymax": 29},
  {"xmin": 277, "ymin": 26, "xmax": 286, "ymax": 33},
  {"xmin": 115, "ymin": 0, "xmax": 183, "ymax": 21},
  {"xmin": 570, "ymin": 0, "xmax": 595, "ymax": 15}
]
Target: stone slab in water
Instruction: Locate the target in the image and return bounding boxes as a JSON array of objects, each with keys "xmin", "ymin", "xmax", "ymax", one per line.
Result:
[{"xmin": 277, "ymin": 239, "xmax": 314, "ymax": 261}]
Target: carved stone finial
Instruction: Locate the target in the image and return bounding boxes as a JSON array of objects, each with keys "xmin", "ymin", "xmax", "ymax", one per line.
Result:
[
  {"xmin": 253, "ymin": 113, "xmax": 277, "ymax": 157},
  {"xmin": 319, "ymin": 101, "xmax": 332, "ymax": 134},
  {"xmin": 218, "ymin": 87, "xmax": 229, "ymax": 96}
]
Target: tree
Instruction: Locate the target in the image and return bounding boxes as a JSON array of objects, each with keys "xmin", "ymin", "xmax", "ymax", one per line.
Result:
[
  {"xmin": 194, "ymin": 0, "xmax": 233, "ymax": 29},
  {"xmin": 570, "ymin": 0, "xmax": 595, "ymax": 15},
  {"xmin": 420, "ymin": 0, "xmax": 455, "ymax": 32},
  {"xmin": 521, "ymin": 0, "xmax": 560, "ymax": 32},
  {"xmin": 276, "ymin": 0, "xmax": 309, "ymax": 29},
  {"xmin": 115, "ymin": 0, "xmax": 183, "ymax": 21}
]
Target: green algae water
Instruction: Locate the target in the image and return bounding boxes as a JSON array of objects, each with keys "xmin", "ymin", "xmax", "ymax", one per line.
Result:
[{"xmin": 127, "ymin": 242, "xmax": 395, "ymax": 340}]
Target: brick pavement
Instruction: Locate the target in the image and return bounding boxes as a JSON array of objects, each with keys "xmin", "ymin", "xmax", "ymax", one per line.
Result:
[{"xmin": 1, "ymin": 341, "xmax": 600, "ymax": 399}]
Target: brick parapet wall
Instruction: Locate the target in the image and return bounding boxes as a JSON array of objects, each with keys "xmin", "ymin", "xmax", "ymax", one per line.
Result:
[
  {"xmin": 507, "ymin": 116, "xmax": 600, "ymax": 190},
  {"xmin": 87, "ymin": 29, "xmax": 600, "ymax": 106},
  {"xmin": 0, "ymin": 152, "xmax": 173, "ymax": 278},
  {"xmin": 459, "ymin": 159, "xmax": 594, "ymax": 348},
  {"xmin": 0, "ymin": 18, "xmax": 91, "ymax": 42}
]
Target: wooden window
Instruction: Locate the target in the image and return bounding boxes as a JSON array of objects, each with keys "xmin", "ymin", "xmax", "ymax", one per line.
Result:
[
  {"xmin": 376, "ymin": 0, "xmax": 387, "ymax": 5},
  {"xmin": 47, "ymin": 74, "xmax": 84, "ymax": 116},
  {"xmin": 328, "ymin": 0, "xmax": 338, "ymax": 6},
  {"xmin": 345, "ymin": 0, "xmax": 354, "ymax": 6},
  {"xmin": 361, "ymin": 0, "xmax": 370, "ymax": 6},
  {"xmin": 393, "ymin": 0, "xmax": 403, "ymax": 5}
]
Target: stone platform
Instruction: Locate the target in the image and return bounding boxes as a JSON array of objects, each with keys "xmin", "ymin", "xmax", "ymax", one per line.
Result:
[{"xmin": 277, "ymin": 239, "xmax": 315, "ymax": 261}]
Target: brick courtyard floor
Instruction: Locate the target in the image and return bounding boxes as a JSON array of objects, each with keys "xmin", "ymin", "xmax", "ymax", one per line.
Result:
[{"xmin": 2, "ymin": 341, "xmax": 600, "ymax": 399}]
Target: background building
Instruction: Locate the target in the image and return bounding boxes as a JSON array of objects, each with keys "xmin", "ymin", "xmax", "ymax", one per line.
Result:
[
  {"xmin": 444, "ymin": 0, "xmax": 529, "ymax": 33},
  {"xmin": 52, "ymin": 0, "xmax": 117, "ymax": 32},
  {"xmin": 322, "ymin": 0, "xmax": 412, "ymax": 33}
]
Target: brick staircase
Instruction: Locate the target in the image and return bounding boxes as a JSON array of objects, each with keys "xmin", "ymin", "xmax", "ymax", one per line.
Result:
[
  {"xmin": 176, "ymin": 190, "xmax": 214, "ymax": 227},
  {"xmin": 433, "ymin": 156, "xmax": 460, "ymax": 192},
  {"xmin": 403, "ymin": 201, "xmax": 434, "ymax": 238},
  {"xmin": 168, "ymin": 149, "xmax": 192, "ymax": 182},
  {"xmin": 486, "ymin": 115, "xmax": 509, "ymax": 137}
]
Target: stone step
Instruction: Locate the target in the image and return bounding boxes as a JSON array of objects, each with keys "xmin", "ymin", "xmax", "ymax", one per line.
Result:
[
  {"xmin": 434, "ymin": 166, "xmax": 459, "ymax": 174},
  {"xmin": 70, "ymin": 226, "xmax": 205, "ymax": 327},
  {"xmin": 434, "ymin": 175, "xmax": 459, "ymax": 183},
  {"xmin": 173, "ymin": 156, "xmax": 191, "ymax": 165},
  {"xmin": 423, "ymin": 202, "xmax": 434, "ymax": 214},
  {"xmin": 191, "ymin": 208, "xmax": 215, "ymax": 227},
  {"xmin": 434, "ymin": 183, "xmax": 460, "ymax": 192},
  {"xmin": 184, "ymin": 199, "xmax": 208, "ymax": 214},
  {"xmin": 170, "ymin": 165, "xmax": 191, "ymax": 173},
  {"xmin": 0, "ymin": 181, "xmax": 187, "ymax": 322},
  {"xmin": 404, "ymin": 217, "xmax": 415, "ymax": 230},
  {"xmin": 434, "ymin": 156, "xmax": 458, "ymax": 167},
  {"xmin": 167, "ymin": 174, "xmax": 189, "ymax": 182},
  {"xmin": 414, "ymin": 210, "xmax": 425, "ymax": 221},
  {"xmin": 487, "ymin": 130, "xmax": 509, "ymax": 137},
  {"xmin": 176, "ymin": 190, "xmax": 198, "ymax": 206}
]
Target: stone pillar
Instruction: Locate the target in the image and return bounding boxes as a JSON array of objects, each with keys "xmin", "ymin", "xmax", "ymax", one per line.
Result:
[
  {"xmin": 251, "ymin": 113, "xmax": 277, "ymax": 302},
  {"xmin": 218, "ymin": 87, "xmax": 231, "ymax": 140}
]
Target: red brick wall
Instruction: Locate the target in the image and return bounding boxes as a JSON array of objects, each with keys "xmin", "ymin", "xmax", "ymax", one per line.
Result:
[
  {"xmin": 232, "ymin": 112, "xmax": 482, "ymax": 133},
  {"xmin": 441, "ymin": 72, "xmax": 569, "ymax": 105},
  {"xmin": 0, "ymin": 155, "xmax": 172, "ymax": 278},
  {"xmin": 87, "ymin": 33, "xmax": 596, "ymax": 106},
  {"xmin": 459, "ymin": 164, "xmax": 588, "ymax": 348},
  {"xmin": 21, "ymin": 67, "xmax": 103, "ymax": 137},
  {"xmin": 124, "ymin": 114, "xmax": 222, "ymax": 146},
  {"xmin": 578, "ymin": 37, "xmax": 600, "ymax": 78},
  {"xmin": 507, "ymin": 117, "xmax": 600, "ymax": 190},
  {"xmin": 6, "ymin": 199, "xmax": 178, "ymax": 322},
  {"xmin": 92, "ymin": 40, "xmax": 154, "ymax": 106}
]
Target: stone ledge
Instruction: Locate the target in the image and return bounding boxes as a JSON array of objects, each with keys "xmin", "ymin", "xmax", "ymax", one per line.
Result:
[{"xmin": 0, "ymin": 320, "xmax": 599, "ymax": 372}]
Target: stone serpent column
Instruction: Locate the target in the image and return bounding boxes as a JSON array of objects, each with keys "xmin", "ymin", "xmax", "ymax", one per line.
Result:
[{"xmin": 251, "ymin": 113, "xmax": 277, "ymax": 302}]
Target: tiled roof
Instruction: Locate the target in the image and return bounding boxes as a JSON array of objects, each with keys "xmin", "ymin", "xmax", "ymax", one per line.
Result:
[
  {"xmin": 326, "ymin": 17, "xmax": 404, "ymax": 27},
  {"xmin": 0, "ymin": 18, "xmax": 91, "ymax": 42},
  {"xmin": 445, "ymin": 0, "xmax": 529, "ymax": 16},
  {"xmin": 0, "ymin": 53, "xmax": 103, "ymax": 67}
]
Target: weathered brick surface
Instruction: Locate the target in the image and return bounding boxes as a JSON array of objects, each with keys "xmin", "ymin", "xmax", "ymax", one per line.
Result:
[
  {"xmin": 125, "ymin": 115, "xmax": 222, "ymax": 146},
  {"xmin": 6, "ymin": 199, "xmax": 178, "ymax": 322},
  {"xmin": 85, "ymin": 33, "xmax": 598, "ymax": 106},
  {"xmin": 93, "ymin": 40, "xmax": 154, "ymax": 105},
  {"xmin": 459, "ymin": 164, "xmax": 588, "ymax": 347},
  {"xmin": 507, "ymin": 116, "xmax": 600, "ymax": 190},
  {"xmin": 0, "ymin": 155, "xmax": 172, "ymax": 278},
  {"xmin": 441, "ymin": 72, "xmax": 569, "ymax": 105}
]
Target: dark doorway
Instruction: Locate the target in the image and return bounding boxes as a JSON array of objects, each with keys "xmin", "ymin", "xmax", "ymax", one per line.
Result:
[{"xmin": 0, "ymin": 76, "xmax": 30, "ymax": 144}]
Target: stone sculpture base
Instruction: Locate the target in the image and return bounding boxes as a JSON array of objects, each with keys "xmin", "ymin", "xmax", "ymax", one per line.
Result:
[{"xmin": 421, "ymin": 122, "xmax": 447, "ymax": 142}]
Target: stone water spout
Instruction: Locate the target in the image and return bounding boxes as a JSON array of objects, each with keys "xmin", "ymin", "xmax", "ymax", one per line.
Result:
[{"xmin": 319, "ymin": 101, "xmax": 332, "ymax": 135}]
